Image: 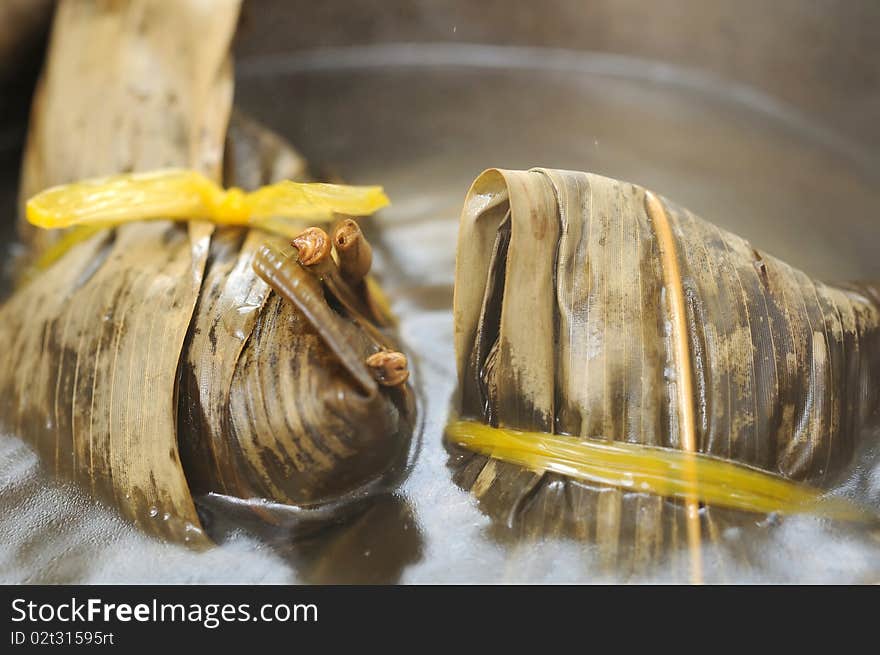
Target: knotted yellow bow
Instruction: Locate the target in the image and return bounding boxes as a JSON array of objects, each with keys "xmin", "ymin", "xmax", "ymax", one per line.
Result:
[
  {"xmin": 24, "ymin": 168, "xmax": 390, "ymax": 274},
  {"xmin": 26, "ymin": 168, "xmax": 389, "ymax": 236}
]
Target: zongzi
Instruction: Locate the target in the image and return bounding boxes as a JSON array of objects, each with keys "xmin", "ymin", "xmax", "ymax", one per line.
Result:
[
  {"xmin": 0, "ymin": 0, "xmax": 416, "ymax": 546},
  {"xmin": 448, "ymin": 168, "xmax": 880, "ymax": 578}
]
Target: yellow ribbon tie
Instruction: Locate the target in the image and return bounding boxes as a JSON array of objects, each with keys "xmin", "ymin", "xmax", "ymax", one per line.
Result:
[
  {"xmin": 26, "ymin": 168, "xmax": 390, "ymax": 239},
  {"xmin": 447, "ymin": 419, "xmax": 872, "ymax": 522}
]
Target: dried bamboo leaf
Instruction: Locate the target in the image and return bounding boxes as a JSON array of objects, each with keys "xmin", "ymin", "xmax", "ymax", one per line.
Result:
[
  {"xmin": 223, "ymin": 110, "xmax": 309, "ymax": 190},
  {"xmin": 18, "ymin": 0, "xmax": 240, "ymax": 252},
  {"xmin": 0, "ymin": 0, "xmax": 241, "ymax": 545},
  {"xmin": 451, "ymin": 168, "xmax": 880, "ymax": 573}
]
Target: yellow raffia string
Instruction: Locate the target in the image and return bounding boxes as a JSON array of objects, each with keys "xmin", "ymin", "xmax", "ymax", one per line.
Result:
[
  {"xmin": 22, "ymin": 170, "xmax": 398, "ymax": 327},
  {"xmin": 26, "ymin": 168, "xmax": 390, "ymax": 240},
  {"xmin": 447, "ymin": 420, "xmax": 873, "ymax": 522},
  {"xmin": 32, "ymin": 224, "xmax": 105, "ymax": 272}
]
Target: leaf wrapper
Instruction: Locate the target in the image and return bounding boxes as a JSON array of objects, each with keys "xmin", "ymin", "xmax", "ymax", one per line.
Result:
[
  {"xmin": 0, "ymin": 0, "xmax": 240, "ymax": 545},
  {"xmin": 451, "ymin": 168, "xmax": 880, "ymax": 571}
]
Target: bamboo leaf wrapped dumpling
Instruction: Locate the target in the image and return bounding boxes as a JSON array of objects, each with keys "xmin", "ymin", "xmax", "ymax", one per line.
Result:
[
  {"xmin": 449, "ymin": 168, "xmax": 879, "ymax": 566},
  {"xmin": 0, "ymin": 0, "xmax": 417, "ymax": 546}
]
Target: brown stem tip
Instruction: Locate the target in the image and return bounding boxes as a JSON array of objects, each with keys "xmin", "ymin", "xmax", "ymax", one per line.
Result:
[
  {"xmin": 292, "ymin": 227, "xmax": 331, "ymax": 266},
  {"xmin": 366, "ymin": 350, "xmax": 409, "ymax": 387},
  {"xmin": 333, "ymin": 218, "xmax": 373, "ymax": 282}
]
